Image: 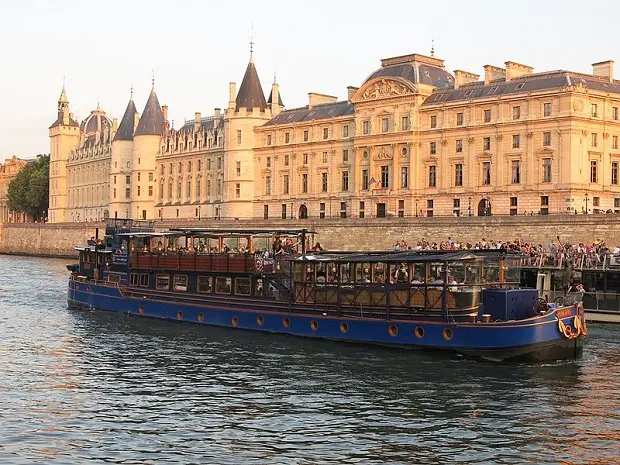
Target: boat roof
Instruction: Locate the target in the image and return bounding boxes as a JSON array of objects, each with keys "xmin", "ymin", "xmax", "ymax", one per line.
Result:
[
  {"xmin": 293, "ymin": 251, "xmax": 489, "ymax": 264},
  {"xmin": 167, "ymin": 228, "xmax": 315, "ymax": 237},
  {"xmin": 74, "ymin": 246, "xmax": 113, "ymax": 253}
]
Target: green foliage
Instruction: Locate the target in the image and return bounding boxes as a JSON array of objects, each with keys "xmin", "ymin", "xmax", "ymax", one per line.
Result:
[{"xmin": 7, "ymin": 154, "xmax": 49, "ymax": 221}]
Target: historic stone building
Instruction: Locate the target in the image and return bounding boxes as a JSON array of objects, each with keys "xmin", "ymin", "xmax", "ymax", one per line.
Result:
[
  {"xmin": 255, "ymin": 53, "xmax": 620, "ymax": 218},
  {"xmin": 49, "ymin": 49, "xmax": 620, "ymax": 222},
  {"xmin": 0, "ymin": 156, "xmax": 30, "ymax": 222}
]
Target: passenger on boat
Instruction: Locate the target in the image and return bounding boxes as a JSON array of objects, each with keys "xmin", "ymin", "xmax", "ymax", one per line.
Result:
[
  {"xmin": 156, "ymin": 241, "xmax": 163, "ymax": 252},
  {"xmin": 311, "ymin": 242, "xmax": 324, "ymax": 252},
  {"xmin": 410, "ymin": 275, "xmax": 424, "ymax": 285},
  {"xmin": 394, "ymin": 265, "xmax": 409, "ymax": 284}
]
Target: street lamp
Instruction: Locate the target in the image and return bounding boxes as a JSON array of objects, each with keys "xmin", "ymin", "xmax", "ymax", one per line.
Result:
[
  {"xmin": 584, "ymin": 193, "xmax": 589, "ymax": 214},
  {"xmin": 468, "ymin": 197, "xmax": 472, "ymax": 217}
]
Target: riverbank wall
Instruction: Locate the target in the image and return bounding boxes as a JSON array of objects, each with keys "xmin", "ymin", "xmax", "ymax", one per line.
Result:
[{"xmin": 1, "ymin": 214, "xmax": 620, "ymax": 258}]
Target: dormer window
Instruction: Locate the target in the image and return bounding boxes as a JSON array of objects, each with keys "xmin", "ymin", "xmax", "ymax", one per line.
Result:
[
  {"xmin": 488, "ymin": 86, "xmax": 498, "ymax": 94},
  {"xmin": 464, "ymin": 90, "xmax": 473, "ymax": 98},
  {"xmin": 515, "ymin": 83, "xmax": 525, "ymax": 90}
]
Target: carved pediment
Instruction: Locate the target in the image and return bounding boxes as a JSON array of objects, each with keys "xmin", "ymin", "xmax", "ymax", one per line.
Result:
[
  {"xmin": 373, "ymin": 146, "xmax": 393, "ymax": 161},
  {"xmin": 352, "ymin": 77, "xmax": 417, "ymax": 103}
]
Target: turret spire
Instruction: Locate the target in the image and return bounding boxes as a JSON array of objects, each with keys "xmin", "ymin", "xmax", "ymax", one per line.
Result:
[{"xmin": 114, "ymin": 90, "xmax": 139, "ymax": 141}]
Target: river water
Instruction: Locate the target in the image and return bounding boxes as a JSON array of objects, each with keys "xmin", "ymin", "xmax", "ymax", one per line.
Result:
[{"xmin": 0, "ymin": 255, "xmax": 619, "ymax": 464}]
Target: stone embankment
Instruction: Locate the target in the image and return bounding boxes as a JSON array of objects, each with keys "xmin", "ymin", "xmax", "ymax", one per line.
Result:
[{"xmin": 1, "ymin": 214, "xmax": 619, "ymax": 258}]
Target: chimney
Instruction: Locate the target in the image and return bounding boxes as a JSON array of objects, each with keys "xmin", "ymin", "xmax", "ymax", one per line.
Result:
[
  {"xmin": 347, "ymin": 86, "xmax": 359, "ymax": 101},
  {"xmin": 229, "ymin": 82, "xmax": 236, "ymax": 109},
  {"xmin": 484, "ymin": 65, "xmax": 506, "ymax": 85},
  {"xmin": 505, "ymin": 61, "xmax": 533, "ymax": 82},
  {"xmin": 593, "ymin": 60, "xmax": 614, "ymax": 82},
  {"xmin": 194, "ymin": 112, "xmax": 201, "ymax": 122},
  {"xmin": 453, "ymin": 70, "xmax": 480, "ymax": 89},
  {"xmin": 112, "ymin": 117, "xmax": 118, "ymax": 130},
  {"xmin": 308, "ymin": 92, "xmax": 338, "ymax": 109},
  {"xmin": 214, "ymin": 108, "xmax": 221, "ymax": 129},
  {"xmin": 162, "ymin": 104, "xmax": 169, "ymax": 121}
]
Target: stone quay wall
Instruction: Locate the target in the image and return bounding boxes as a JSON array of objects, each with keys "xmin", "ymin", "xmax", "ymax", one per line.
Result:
[{"xmin": 1, "ymin": 214, "xmax": 619, "ymax": 258}]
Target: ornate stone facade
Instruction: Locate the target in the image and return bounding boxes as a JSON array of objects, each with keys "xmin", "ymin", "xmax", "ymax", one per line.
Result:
[{"xmin": 49, "ymin": 51, "xmax": 620, "ymax": 222}]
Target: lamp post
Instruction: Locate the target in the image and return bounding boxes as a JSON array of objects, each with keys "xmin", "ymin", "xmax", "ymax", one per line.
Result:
[
  {"xmin": 584, "ymin": 193, "xmax": 589, "ymax": 214},
  {"xmin": 468, "ymin": 197, "xmax": 472, "ymax": 217}
]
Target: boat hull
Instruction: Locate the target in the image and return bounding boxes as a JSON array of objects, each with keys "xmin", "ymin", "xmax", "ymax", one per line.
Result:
[{"xmin": 68, "ymin": 279, "xmax": 585, "ymax": 363}]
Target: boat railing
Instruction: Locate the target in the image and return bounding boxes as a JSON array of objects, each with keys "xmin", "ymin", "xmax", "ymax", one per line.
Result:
[
  {"xmin": 541, "ymin": 289, "xmax": 620, "ymax": 314},
  {"xmin": 130, "ymin": 251, "xmax": 257, "ymax": 273},
  {"xmin": 521, "ymin": 252, "xmax": 620, "ymax": 271}
]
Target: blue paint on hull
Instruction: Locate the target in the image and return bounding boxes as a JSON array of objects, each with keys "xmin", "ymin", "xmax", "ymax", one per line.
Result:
[{"xmin": 67, "ymin": 280, "xmax": 584, "ymax": 362}]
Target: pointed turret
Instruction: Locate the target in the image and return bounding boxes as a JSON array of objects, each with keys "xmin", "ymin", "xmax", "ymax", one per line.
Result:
[
  {"xmin": 135, "ymin": 87, "xmax": 165, "ymax": 136},
  {"xmin": 50, "ymin": 82, "xmax": 78, "ymax": 128},
  {"xmin": 235, "ymin": 51, "xmax": 267, "ymax": 112},
  {"xmin": 114, "ymin": 94, "xmax": 138, "ymax": 141},
  {"xmin": 267, "ymin": 87, "xmax": 284, "ymax": 107}
]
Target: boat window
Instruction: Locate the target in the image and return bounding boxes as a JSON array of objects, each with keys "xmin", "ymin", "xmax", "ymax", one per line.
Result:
[
  {"xmin": 235, "ymin": 278, "xmax": 251, "ymax": 296},
  {"xmin": 174, "ymin": 274, "xmax": 188, "ymax": 291},
  {"xmin": 327, "ymin": 263, "xmax": 339, "ymax": 283},
  {"xmin": 156, "ymin": 274, "xmax": 170, "ymax": 290},
  {"xmin": 373, "ymin": 263, "xmax": 386, "ymax": 283},
  {"xmin": 316, "ymin": 263, "xmax": 327, "ymax": 282},
  {"xmin": 483, "ymin": 263, "xmax": 500, "ymax": 283},
  {"xmin": 215, "ymin": 276, "xmax": 232, "ymax": 294},
  {"xmin": 355, "ymin": 263, "xmax": 371, "ymax": 283},
  {"xmin": 448, "ymin": 262, "xmax": 466, "ymax": 285},
  {"xmin": 255, "ymin": 279, "xmax": 265, "ymax": 296},
  {"xmin": 340, "ymin": 263, "xmax": 352, "ymax": 283},
  {"xmin": 304, "ymin": 263, "xmax": 315, "ymax": 282},
  {"xmin": 393, "ymin": 263, "xmax": 409, "ymax": 284},
  {"xmin": 293, "ymin": 263, "xmax": 303, "ymax": 283},
  {"xmin": 197, "ymin": 276, "xmax": 213, "ymax": 293},
  {"xmin": 130, "ymin": 273, "xmax": 139, "ymax": 286},
  {"xmin": 464, "ymin": 264, "xmax": 480, "ymax": 285},
  {"xmin": 139, "ymin": 273, "xmax": 149, "ymax": 287},
  {"xmin": 410, "ymin": 263, "xmax": 425, "ymax": 284},
  {"xmin": 429, "ymin": 263, "xmax": 445, "ymax": 283},
  {"xmin": 503, "ymin": 257, "xmax": 521, "ymax": 283}
]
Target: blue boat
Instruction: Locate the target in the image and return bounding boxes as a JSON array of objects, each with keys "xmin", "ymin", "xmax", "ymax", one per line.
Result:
[{"xmin": 66, "ymin": 219, "xmax": 586, "ymax": 362}]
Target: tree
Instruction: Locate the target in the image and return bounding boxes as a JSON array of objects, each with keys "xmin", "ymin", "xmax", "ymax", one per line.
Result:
[{"xmin": 7, "ymin": 154, "xmax": 49, "ymax": 222}]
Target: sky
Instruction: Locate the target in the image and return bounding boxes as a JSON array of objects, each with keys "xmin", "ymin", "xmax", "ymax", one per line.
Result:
[{"xmin": 0, "ymin": 0, "xmax": 617, "ymax": 161}]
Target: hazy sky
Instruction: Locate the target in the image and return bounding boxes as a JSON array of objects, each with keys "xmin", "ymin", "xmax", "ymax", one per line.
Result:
[{"xmin": 0, "ymin": 0, "xmax": 617, "ymax": 161}]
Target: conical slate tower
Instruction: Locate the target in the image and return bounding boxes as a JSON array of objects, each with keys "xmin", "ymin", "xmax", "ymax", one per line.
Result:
[
  {"xmin": 114, "ymin": 95, "xmax": 138, "ymax": 141},
  {"xmin": 235, "ymin": 53, "xmax": 267, "ymax": 112},
  {"xmin": 135, "ymin": 87, "xmax": 165, "ymax": 135}
]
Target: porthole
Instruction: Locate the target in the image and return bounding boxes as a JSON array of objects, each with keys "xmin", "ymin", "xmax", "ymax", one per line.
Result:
[
  {"xmin": 232, "ymin": 316, "xmax": 239, "ymax": 327},
  {"xmin": 198, "ymin": 313, "xmax": 204, "ymax": 323},
  {"xmin": 340, "ymin": 322, "xmax": 348, "ymax": 333},
  {"xmin": 443, "ymin": 328, "xmax": 453, "ymax": 341},
  {"xmin": 414, "ymin": 327, "xmax": 425, "ymax": 339},
  {"xmin": 257, "ymin": 315, "xmax": 264, "ymax": 326},
  {"xmin": 177, "ymin": 311, "xmax": 183, "ymax": 320},
  {"xmin": 310, "ymin": 320, "xmax": 319, "ymax": 331},
  {"xmin": 138, "ymin": 306, "xmax": 144, "ymax": 315},
  {"xmin": 389, "ymin": 325, "xmax": 398, "ymax": 337},
  {"xmin": 283, "ymin": 317, "xmax": 291, "ymax": 328}
]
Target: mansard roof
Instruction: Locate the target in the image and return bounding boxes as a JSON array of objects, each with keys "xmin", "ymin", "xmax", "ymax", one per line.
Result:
[
  {"xmin": 114, "ymin": 98, "xmax": 138, "ymax": 141},
  {"xmin": 236, "ymin": 60, "xmax": 267, "ymax": 112},
  {"xmin": 364, "ymin": 53, "xmax": 455, "ymax": 89},
  {"xmin": 135, "ymin": 89, "xmax": 165, "ymax": 136},
  {"xmin": 268, "ymin": 88, "xmax": 284, "ymax": 107},
  {"xmin": 423, "ymin": 71, "xmax": 620, "ymax": 105},
  {"xmin": 263, "ymin": 101, "xmax": 354, "ymax": 126}
]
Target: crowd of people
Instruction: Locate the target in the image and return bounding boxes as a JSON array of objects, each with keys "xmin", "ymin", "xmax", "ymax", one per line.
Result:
[{"xmin": 392, "ymin": 237, "xmax": 620, "ymax": 270}]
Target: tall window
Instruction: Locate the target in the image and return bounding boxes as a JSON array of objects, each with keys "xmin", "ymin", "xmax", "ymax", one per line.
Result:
[
  {"xmin": 592, "ymin": 133, "xmax": 598, "ymax": 147},
  {"xmin": 341, "ymin": 171, "xmax": 349, "ymax": 191},
  {"xmin": 235, "ymin": 183, "xmax": 240, "ymax": 198},
  {"xmin": 430, "ymin": 142, "xmax": 437, "ymax": 155},
  {"xmin": 382, "ymin": 118, "xmax": 389, "ymax": 132},
  {"xmin": 285, "ymin": 132, "xmax": 290, "ymax": 143},
  {"xmin": 398, "ymin": 200, "xmax": 405, "ymax": 217},
  {"xmin": 430, "ymin": 115, "xmax": 437, "ymax": 128},
  {"xmin": 196, "ymin": 178, "xmax": 201, "ymax": 197},
  {"xmin": 540, "ymin": 196, "xmax": 549, "ymax": 215},
  {"xmin": 343, "ymin": 125, "xmax": 349, "ymax": 137},
  {"xmin": 303, "ymin": 153, "xmax": 308, "ymax": 164},
  {"xmin": 302, "ymin": 173, "xmax": 308, "ymax": 193},
  {"xmin": 428, "ymin": 165, "xmax": 436, "ymax": 187},
  {"xmin": 401, "ymin": 166, "xmax": 408, "ymax": 189},
  {"xmin": 236, "ymin": 130, "xmax": 242, "ymax": 144},
  {"xmin": 359, "ymin": 201, "xmax": 365, "ymax": 218},
  {"xmin": 456, "ymin": 139, "xmax": 463, "ymax": 153},
  {"xmin": 456, "ymin": 112, "xmax": 464, "ymax": 126},
  {"xmin": 592, "ymin": 103, "xmax": 598, "ymax": 117},
  {"xmin": 512, "ymin": 160, "xmax": 521, "ymax": 184},
  {"xmin": 512, "ymin": 106, "xmax": 521, "ymax": 120},
  {"xmin": 512, "ymin": 134, "xmax": 520, "ymax": 149},
  {"xmin": 484, "ymin": 109, "xmax": 491, "ymax": 123},
  {"xmin": 362, "ymin": 169, "xmax": 369, "ymax": 190},
  {"xmin": 542, "ymin": 158, "xmax": 552, "ymax": 183},
  {"xmin": 401, "ymin": 116, "xmax": 410, "ymax": 130},
  {"xmin": 363, "ymin": 121, "xmax": 369, "ymax": 135},
  {"xmin": 322, "ymin": 152, "xmax": 328, "ymax": 163},
  {"xmin": 303, "ymin": 130, "xmax": 309, "ymax": 141},
  {"xmin": 510, "ymin": 197, "xmax": 518, "ymax": 216},
  {"xmin": 282, "ymin": 204, "xmax": 287, "ymax": 219},
  {"xmin": 263, "ymin": 205, "xmax": 269, "ymax": 219},
  {"xmin": 283, "ymin": 175, "xmax": 289, "ymax": 194},
  {"xmin": 381, "ymin": 166, "xmax": 389, "ymax": 188},
  {"xmin": 266, "ymin": 157, "xmax": 271, "ymax": 168},
  {"xmin": 454, "ymin": 163, "xmax": 463, "ymax": 187},
  {"xmin": 613, "ymin": 107, "xmax": 619, "ymax": 121},
  {"xmin": 236, "ymin": 161, "xmax": 241, "ymax": 176},
  {"xmin": 543, "ymin": 132, "xmax": 551, "ymax": 147},
  {"xmin": 590, "ymin": 160, "xmax": 598, "ymax": 183},
  {"xmin": 613, "ymin": 136, "xmax": 619, "ymax": 150},
  {"xmin": 483, "ymin": 137, "xmax": 491, "ymax": 151},
  {"xmin": 265, "ymin": 176, "xmax": 271, "ymax": 195},
  {"xmin": 544, "ymin": 102, "xmax": 552, "ymax": 117},
  {"xmin": 343, "ymin": 149, "xmax": 349, "ymax": 162},
  {"xmin": 206, "ymin": 180, "xmax": 211, "ymax": 196},
  {"xmin": 323, "ymin": 128, "xmax": 329, "ymax": 139},
  {"xmin": 612, "ymin": 162, "xmax": 619, "ymax": 185},
  {"xmin": 340, "ymin": 202, "xmax": 347, "ymax": 218},
  {"xmin": 267, "ymin": 134, "xmax": 272, "ymax": 145},
  {"xmin": 319, "ymin": 203, "xmax": 325, "ymax": 219},
  {"xmin": 186, "ymin": 181, "xmax": 191, "ymax": 198},
  {"xmin": 284, "ymin": 154, "xmax": 289, "ymax": 166},
  {"xmin": 482, "ymin": 162, "xmax": 491, "ymax": 185},
  {"xmin": 322, "ymin": 172, "xmax": 328, "ymax": 192},
  {"xmin": 216, "ymin": 179, "xmax": 222, "ymax": 196}
]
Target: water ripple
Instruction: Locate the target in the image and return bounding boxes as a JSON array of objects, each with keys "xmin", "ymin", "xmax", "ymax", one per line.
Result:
[{"xmin": 0, "ymin": 255, "xmax": 619, "ymax": 464}]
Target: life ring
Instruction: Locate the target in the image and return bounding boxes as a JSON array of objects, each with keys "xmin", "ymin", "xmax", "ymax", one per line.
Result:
[
  {"xmin": 564, "ymin": 325, "xmax": 573, "ymax": 338},
  {"xmin": 573, "ymin": 316, "xmax": 587, "ymax": 337}
]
